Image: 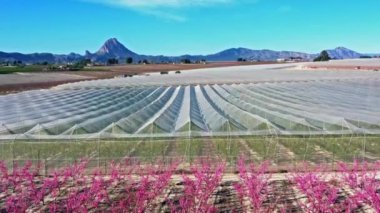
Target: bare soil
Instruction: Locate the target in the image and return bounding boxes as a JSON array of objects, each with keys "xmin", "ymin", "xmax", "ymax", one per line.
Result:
[
  {"xmin": 0, "ymin": 79, "xmax": 91, "ymax": 94},
  {"xmin": 0, "ymin": 62, "xmax": 278, "ymax": 94}
]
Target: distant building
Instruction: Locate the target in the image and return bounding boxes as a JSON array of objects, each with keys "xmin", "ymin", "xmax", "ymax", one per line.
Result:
[
  {"xmin": 277, "ymin": 57, "xmax": 305, "ymax": 63},
  {"xmin": 289, "ymin": 57, "xmax": 304, "ymax": 62}
]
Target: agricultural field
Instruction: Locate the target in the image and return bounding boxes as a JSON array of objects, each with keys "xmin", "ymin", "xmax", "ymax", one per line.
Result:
[
  {"xmin": 0, "ymin": 62, "xmax": 265, "ymax": 94},
  {"xmin": 0, "ymin": 64, "xmax": 379, "ymax": 212},
  {"xmin": 1, "ymin": 136, "xmax": 379, "ymax": 172},
  {"xmin": 1, "ymin": 79, "xmax": 379, "ymax": 139},
  {"xmin": 0, "ymin": 65, "xmax": 50, "ymax": 74},
  {"xmin": 1, "ymin": 158, "xmax": 380, "ymax": 212}
]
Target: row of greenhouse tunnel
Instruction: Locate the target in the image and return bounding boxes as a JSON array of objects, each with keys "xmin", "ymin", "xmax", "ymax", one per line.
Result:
[{"xmin": 0, "ymin": 79, "xmax": 379, "ymax": 139}]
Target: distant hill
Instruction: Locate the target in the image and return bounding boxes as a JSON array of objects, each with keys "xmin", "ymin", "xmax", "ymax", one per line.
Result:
[
  {"xmin": 0, "ymin": 38, "xmax": 371, "ymax": 64},
  {"xmin": 205, "ymin": 48, "xmax": 315, "ymax": 61},
  {"xmin": 0, "ymin": 51, "xmax": 82, "ymax": 64},
  {"xmin": 325, "ymin": 47, "xmax": 362, "ymax": 59}
]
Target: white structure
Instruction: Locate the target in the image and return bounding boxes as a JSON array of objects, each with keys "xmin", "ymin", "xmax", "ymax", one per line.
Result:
[{"xmin": 0, "ymin": 75, "xmax": 379, "ymax": 139}]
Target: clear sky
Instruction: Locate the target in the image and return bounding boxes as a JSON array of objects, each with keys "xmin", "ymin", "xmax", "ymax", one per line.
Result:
[{"xmin": 1, "ymin": 0, "xmax": 379, "ymax": 55}]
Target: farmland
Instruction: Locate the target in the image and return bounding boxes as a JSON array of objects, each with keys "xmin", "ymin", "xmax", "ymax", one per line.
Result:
[
  {"xmin": 1, "ymin": 63, "xmax": 379, "ymax": 167},
  {"xmin": 0, "ymin": 62, "xmax": 267, "ymax": 94},
  {"xmin": 0, "ymin": 63, "xmax": 379, "ymax": 212},
  {"xmin": 1, "ymin": 136, "xmax": 379, "ymax": 172},
  {"xmin": 1, "ymin": 79, "xmax": 379, "ymax": 139},
  {"xmin": 1, "ymin": 157, "xmax": 380, "ymax": 212}
]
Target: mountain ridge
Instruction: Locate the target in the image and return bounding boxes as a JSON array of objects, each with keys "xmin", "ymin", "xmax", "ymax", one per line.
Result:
[{"xmin": 0, "ymin": 38, "xmax": 370, "ymax": 64}]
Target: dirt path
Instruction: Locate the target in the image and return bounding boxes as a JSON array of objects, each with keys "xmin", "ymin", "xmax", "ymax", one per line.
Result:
[
  {"xmin": 313, "ymin": 145, "xmax": 336, "ymax": 163},
  {"xmin": 265, "ymin": 137, "xmax": 296, "ymax": 166},
  {"xmin": 200, "ymin": 137, "xmax": 222, "ymax": 162},
  {"xmin": 238, "ymin": 138, "xmax": 263, "ymax": 162}
]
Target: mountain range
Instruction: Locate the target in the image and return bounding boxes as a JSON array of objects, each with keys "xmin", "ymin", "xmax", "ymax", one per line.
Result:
[{"xmin": 0, "ymin": 38, "xmax": 372, "ymax": 64}]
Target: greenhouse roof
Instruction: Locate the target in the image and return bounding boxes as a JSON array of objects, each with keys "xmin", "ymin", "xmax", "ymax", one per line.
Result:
[{"xmin": 1, "ymin": 71, "xmax": 379, "ymax": 139}]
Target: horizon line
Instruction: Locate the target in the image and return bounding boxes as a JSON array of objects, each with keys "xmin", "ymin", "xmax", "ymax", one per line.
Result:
[{"xmin": 0, "ymin": 38, "xmax": 375, "ymax": 56}]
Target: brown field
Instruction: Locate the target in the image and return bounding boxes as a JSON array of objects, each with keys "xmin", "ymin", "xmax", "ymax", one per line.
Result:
[{"xmin": 0, "ymin": 62, "xmax": 278, "ymax": 94}]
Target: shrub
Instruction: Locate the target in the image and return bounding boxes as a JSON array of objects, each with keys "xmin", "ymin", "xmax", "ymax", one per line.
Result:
[
  {"xmin": 170, "ymin": 160, "xmax": 225, "ymax": 212},
  {"xmin": 314, "ymin": 50, "xmax": 331, "ymax": 62},
  {"xmin": 234, "ymin": 158, "xmax": 272, "ymax": 212}
]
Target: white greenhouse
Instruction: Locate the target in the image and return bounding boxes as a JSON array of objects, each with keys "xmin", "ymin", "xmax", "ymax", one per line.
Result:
[{"xmin": 0, "ymin": 75, "xmax": 379, "ymax": 139}]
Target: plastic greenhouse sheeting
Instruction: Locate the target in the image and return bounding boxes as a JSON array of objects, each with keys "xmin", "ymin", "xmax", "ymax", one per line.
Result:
[
  {"xmin": 1, "ymin": 78, "xmax": 379, "ymax": 139},
  {"xmin": 174, "ymin": 86, "xmax": 208, "ymax": 134}
]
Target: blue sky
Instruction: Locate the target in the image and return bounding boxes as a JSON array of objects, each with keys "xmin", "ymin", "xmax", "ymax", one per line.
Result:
[{"xmin": 1, "ymin": 0, "xmax": 379, "ymax": 55}]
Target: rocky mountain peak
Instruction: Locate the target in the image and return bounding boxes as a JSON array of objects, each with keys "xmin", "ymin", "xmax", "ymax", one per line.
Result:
[{"xmin": 96, "ymin": 38, "xmax": 137, "ymax": 58}]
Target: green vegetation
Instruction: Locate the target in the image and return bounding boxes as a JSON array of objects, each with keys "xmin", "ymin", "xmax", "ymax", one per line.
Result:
[
  {"xmin": 107, "ymin": 58, "xmax": 119, "ymax": 65},
  {"xmin": 360, "ymin": 55, "xmax": 372, "ymax": 59},
  {"xmin": 0, "ymin": 59, "xmax": 104, "ymax": 74},
  {"xmin": 175, "ymin": 139, "xmax": 203, "ymax": 161},
  {"xmin": 0, "ymin": 65, "xmax": 48, "ymax": 74},
  {"xmin": 126, "ymin": 57, "xmax": 133, "ymax": 64},
  {"xmin": 214, "ymin": 137, "xmax": 240, "ymax": 163},
  {"xmin": 180, "ymin": 58, "xmax": 191, "ymax": 64},
  {"xmin": 138, "ymin": 59, "xmax": 150, "ymax": 64},
  {"xmin": 243, "ymin": 137, "xmax": 277, "ymax": 160},
  {"xmin": 313, "ymin": 50, "xmax": 331, "ymax": 61},
  {"xmin": 70, "ymin": 59, "xmax": 92, "ymax": 70},
  {"xmin": 1, "ymin": 136, "xmax": 379, "ymax": 167},
  {"xmin": 279, "ymin": 137, "xmax": 331, "ymax": 163}
]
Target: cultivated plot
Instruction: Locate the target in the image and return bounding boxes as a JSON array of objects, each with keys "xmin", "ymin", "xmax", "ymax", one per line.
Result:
[{"xmin": 1, "ymin": 79, "xmax": 379, "ymax": 138}]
